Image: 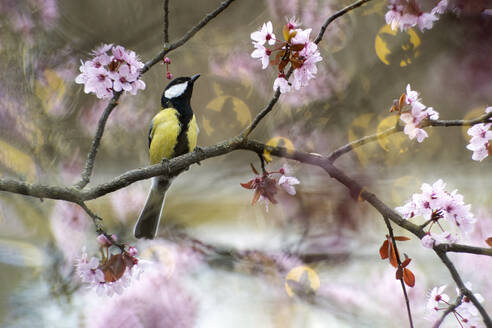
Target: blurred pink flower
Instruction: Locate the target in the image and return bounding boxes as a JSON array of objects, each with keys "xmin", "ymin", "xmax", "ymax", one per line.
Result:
[
  {"xmin": 385, "ymin": 0, "xmax": 445, "ymax": 32},
  {"xmin": 278, "ymin": 175, "xmax": 300, "ymax": 196},
  {"xmin": 466, "ymin": 107, "xmax": 492, "ymax": 161},
  {"xmin": 50, "ymin": 201, "xmax": 91, "ymax": 264},
  {"xmin": 85, "ymin": 265, "xmax": 198, "ymax": 328}
]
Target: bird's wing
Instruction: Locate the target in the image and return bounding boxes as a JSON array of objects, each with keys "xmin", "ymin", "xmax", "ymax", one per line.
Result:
[
  {"xmin": 148, "ymin": 119, "xmax": 154, "ymax": 148},
  {"xmin": 149, "ymin": 108, "xmax": 181, "ymax": 164}
]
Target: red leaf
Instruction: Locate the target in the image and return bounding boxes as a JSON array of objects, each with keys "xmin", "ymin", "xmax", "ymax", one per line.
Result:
[
  {"xmin": 486, "ymin": 237, "xmax": 492, "ymax": 247},
  {"xmin": 240, "ymin": 180, "xmax": 255, "ymax": 189},
  {"xmin": 395, "ymin": 267, "xmax": 403, "ymax": 280},
  {"xmin": 403, "ymin": 268, "xmax": 415, "ymax": 287},
  {"xmin": 251, "ymin": 190, "xmax": 260, "ymax": 205},
  {"xmin": 394, "ymin": 236, "xmax": 411, "ymax": 241},
  {"xmin": 279, "ymin": 59, "xmax": 289, "ymax": 72},
  {"xmin": 99, "ymin": 254, "xmax": 126, "ymax": 283},
  {"xmin": 250, "ymin": 163, "xmax": 259, "ymax": 175},
  {"xmin": 389, "ymin": 242, "xmax": 398, "ymax": 268},
  {"xmin": 291, "ymin": 44, "xmax": 305, "ymax": 52},
  {"xmin": 401, "ymin": 257, "xmax": 411, "ymax": 268},
  {"xmin": 398, "ymin": 93, "xmax": 406, "ymax": 110},
  {"xmin": 379, "ymin": 240, "xmax": 389, "ymax": 259}
]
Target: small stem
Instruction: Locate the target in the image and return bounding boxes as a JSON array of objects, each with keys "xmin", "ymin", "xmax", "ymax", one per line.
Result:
[
  {"xmin": 382, "ymin": 216, "xmax": 414, "ymax": 328},
  {"xmin": 164, "ymin": 0, "xmax": 170, "ymax": 44}
]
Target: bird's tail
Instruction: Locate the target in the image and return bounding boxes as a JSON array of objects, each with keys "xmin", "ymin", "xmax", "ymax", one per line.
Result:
[{"xmin": 134, "ymin": 176, "xmax": 171, "ymax": 239}]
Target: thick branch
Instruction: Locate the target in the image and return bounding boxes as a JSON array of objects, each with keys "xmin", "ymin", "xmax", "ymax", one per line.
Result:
[{"xmin": 141, "ymin": 0, "xmax": 238, "ymax": 74}]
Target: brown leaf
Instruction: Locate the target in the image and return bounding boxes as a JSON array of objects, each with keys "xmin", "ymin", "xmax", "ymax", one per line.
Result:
[
  {"xmin": 379, "ymin": 240, "xmax": 389, "ymax": 259},
  {"xmin": 401, "ymin": 257, "xmax": 411, "ymax": 268},
  {"xmin": 250, "ymin": 163, "xmax": 259, "ymax": 175},
  {"xmin": 240, "ymin": 180, "xmax": 255, "ymax": 189},
  {"xmin": 403, "ymin": 268, "xmax": 415, "ymax": 287},
  {"xmin": 398, "ymin": 93, "xmax": 406, "ymax": 110},
  {"xmin": 279, "ymin": 59, "xmax": 289, "ymax": 72},
  {"xmin": 395, "ymin": 267, "xmax": 402, "ymax": 280},
  {"xmin": 251, "ymin": 190, "xmax": 260, "ymax": 205},
  {"xmin": 486, "ymin": 237, "xmax": 492, "ymax": 247},
  {"xmin": 291, "ymin": 44, "xmax": 305, "ymax": 52},
  {"xmin": 394, "ymin": 236, "xmax": 411, "ymax": 241},
  {"xmin": 389, "ymin": 242, "xmax": 398, "ymax": 268},
  {"xmin": 99, "ymin": 254, "xmax": 126, "ymax": 283}
]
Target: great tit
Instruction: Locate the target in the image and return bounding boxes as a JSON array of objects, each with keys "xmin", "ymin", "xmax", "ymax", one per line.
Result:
[{"xmin": 134, "ymin": 74, "xmax": 200, "ymax": 239}]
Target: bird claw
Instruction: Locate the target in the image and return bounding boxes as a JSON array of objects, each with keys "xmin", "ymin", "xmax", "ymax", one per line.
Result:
[
  {"xmin": 161, "ymin": 157, "xmax": 171, "ymax": 177},
  {"xmin": 194, "ymin": 146, "xmax": 204, "ymax": 165}
]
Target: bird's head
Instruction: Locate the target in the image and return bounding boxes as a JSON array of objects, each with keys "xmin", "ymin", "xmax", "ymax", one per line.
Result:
[{"xmin": 161, "ymin": 74, "xmax": 200, "ymax": 108}]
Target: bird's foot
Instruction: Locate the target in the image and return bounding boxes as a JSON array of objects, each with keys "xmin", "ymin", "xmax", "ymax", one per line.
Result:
[
  {"xmin": 194, "ymin": 146, "xmax": 204, "ymax": 165},
  {"xmin": 161, "ymin": 157, "xmax": 171, "ymax": 177}
]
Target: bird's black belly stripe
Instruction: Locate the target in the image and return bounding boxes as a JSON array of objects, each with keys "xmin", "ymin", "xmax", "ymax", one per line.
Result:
[{"xmin": 173, "ymin": 110, "xmax": 193, "ymax": 157}]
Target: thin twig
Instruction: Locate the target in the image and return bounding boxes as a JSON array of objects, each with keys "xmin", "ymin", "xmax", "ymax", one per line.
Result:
[
  {"xmin": 141, "ymin": 0, "xmax": 238, "ymax": 74},
  {"xmin": 313, "ymin": 0, "xmax": 372, "ymax": 44},
  {"xmin": 432, "ymin": 294, "xmax": 464, "ymax": 328},
  {"xmin": 382, "ymin": 215, "xmax": 414, "ymax": 328},
  {"xmin": 164, "ymin": 0, "xmax": 170, "ymax": 44},
  {"xmin": 242, "ymin": 0, "xmax": 373, "ymax": 138},
  {"xmin": 74, "ymin": 92, "xmax": 122, "ymax": 189},
  {"xmin": 434, "ymin": 251, "xmax": 492, "ymax": 327},
  {"xmin": 328, "ymin": 109, "xmax": 492, "ymax": 163}
]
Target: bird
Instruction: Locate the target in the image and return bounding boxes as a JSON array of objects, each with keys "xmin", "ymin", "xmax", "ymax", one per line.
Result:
[{"xmin": 134, "ymin": 74, "xmax": 200, "ymax": 239}]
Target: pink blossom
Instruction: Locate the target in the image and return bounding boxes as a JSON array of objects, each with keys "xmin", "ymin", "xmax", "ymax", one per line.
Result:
[
  {"xmin": 291, "ymin": 41, "xmax": 322, "ymax": 90},
  {"xmin": 417, "ymin": 12, "xmax": 439, "ymax": 31},
  {"xmin": 466, "ymin": 108, "xmax": 492, "ymax": 161},
  {"xmin": 97, "ymin": 234, "xmax": 112, "ymax": 247},
  {"xmin": 251, "ymin": 43, "xmax": 271, "ymax": 69},
  {"xmin": 291, "ymin": 28, "xmax": 312, "ymax": 45},
  {"xmin": 278, "ymin": 175, "xmax": 300, "ymax": 195},
  {"xmin": 76, "ymin": 251, "xmax": 105, "ymax": 284},
  {"xmin": 251, "ymin": 21, "xmax": 276, "ymax": 46},
  {"xmin": 431, "ymin": 0, "xmax": 448, "ymax": 15},
  {"xmin": 385, "ymin": 7, "xmax": 402, "ymax": 30},
  {"xmin": 396, "ymin": 180, "xmax": 476, "ymax": 248},
  {"xmin": 75, "ymin": 44, "xmax": 146, "ymax": 99},
  {"xmin": 426, "ymin": 285, "xmax": 449, "ymax": 311},
  {"xmin": 399, "ymin": 84, "xmax": 439, "ymax": 143},
  {"xmin": 273, "ymin": 75, "xmax": 291, "ymax": 93}
]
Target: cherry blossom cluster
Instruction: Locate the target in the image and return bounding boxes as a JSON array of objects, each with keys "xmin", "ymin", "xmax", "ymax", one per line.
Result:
[
  {"xmin": 426, "ymin": 283, "xmax": 484, "ymax": 327},
  {"xmin": 75, "ymin": 44, "xmax": 146, "ymax": 99},
  {"xmin": 76, "ymin": 235, "xmax": 140, "ymax": 296},
  {"xmin": 240, "ymin": 164, "xmax": 300, "ymax": 210},
  {"xmin": 250, "ymin": 19, "xmax": 322, "ymax": 94},
  {"xmin": 391, "ymin": 84, "xmax": 439, "ymax": 143},
  {"xmin": 466, "ymin": 107, "xmax": 492, "ymax": 162},
  {"xmin": 385, "ymin": 0, "xmax": 448, "ymax": 32},
  {"xmin": 396, "ymin": 180, "xmax": 476, "ymax": 248}
]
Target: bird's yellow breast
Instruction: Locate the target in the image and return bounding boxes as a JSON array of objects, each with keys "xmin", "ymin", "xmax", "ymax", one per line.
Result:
[
  {"xmin": 149, "ymin": 108, "xmax": 198, "ymax": 165},
  {"xmin": 149, "ymin": 108, "xmax": 181, "ymax": 165}
]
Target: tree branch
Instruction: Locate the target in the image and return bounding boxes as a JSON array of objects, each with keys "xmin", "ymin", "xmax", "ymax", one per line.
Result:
[
  {"xmin": 313, "ymin": 0, "xmax": 372, "ymax": 44},
  {"xmin": 164, "ymin": 0, "xmax": 170, "ymax": 44},
  {"xmin": 432, "ymin": 294, "xmax": 464, "ymax": 328},
  {"xmin": 140, "ymin": 0, "xmax": 238, "ymax": 74},
  {"xmin": 328, "ymin": 110, "xmax": 492, "ymax": 163},
  {"xmin": 434, "ymin": 251, "xmax": 492, "ymax": 327},
  {"xmin": 74, "ymin": 92, "xmax": 122, "ymax": 189}
]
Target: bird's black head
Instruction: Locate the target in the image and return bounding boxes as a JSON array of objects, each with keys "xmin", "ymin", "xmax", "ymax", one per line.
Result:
[{"xmin": 161, "ymin": 74, "xmax": 200, "ymax": 109}]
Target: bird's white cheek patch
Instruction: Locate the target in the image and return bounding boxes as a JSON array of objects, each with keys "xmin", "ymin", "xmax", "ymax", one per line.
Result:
[{"xmin": 164, "ymin": 82, "xmax": 188, "ymax": 99}]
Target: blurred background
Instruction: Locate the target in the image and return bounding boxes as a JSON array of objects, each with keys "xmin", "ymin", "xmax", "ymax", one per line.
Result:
[{"xmin": 0, "ymin": 0, "xmax": 491, "ymax": 327}]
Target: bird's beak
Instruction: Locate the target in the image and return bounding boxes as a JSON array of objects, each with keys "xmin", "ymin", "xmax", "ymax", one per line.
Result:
[{"xmin": 191, "ymin": 74, "xmax": 200, "ymax": 83}]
